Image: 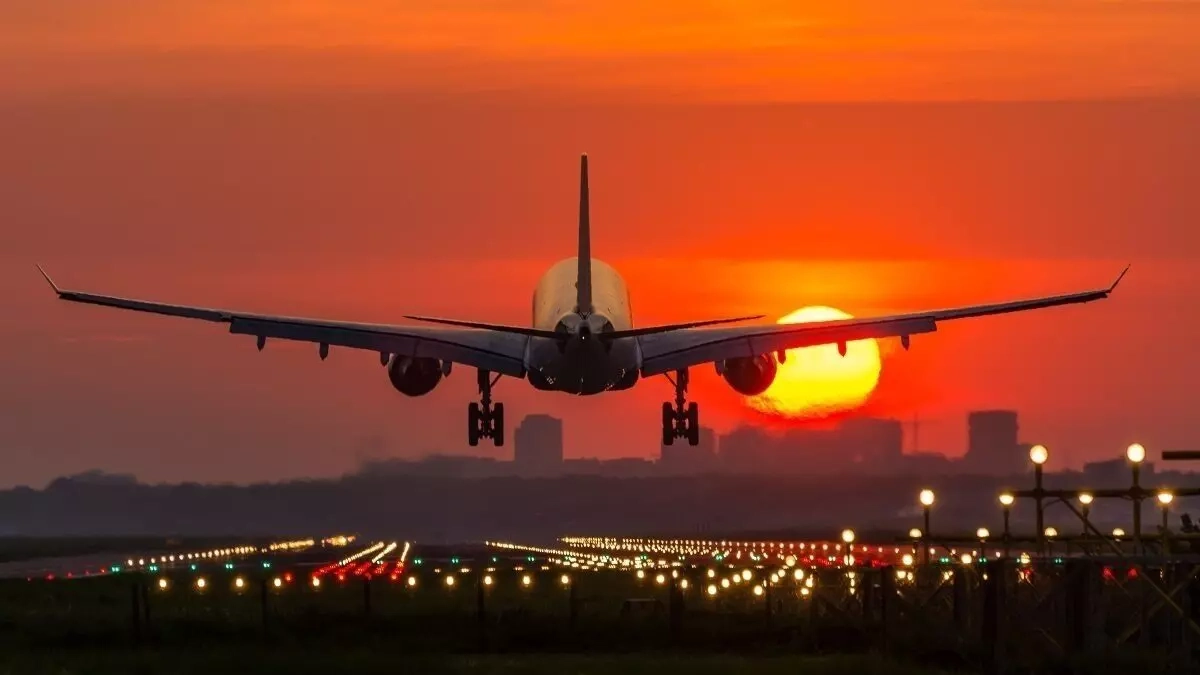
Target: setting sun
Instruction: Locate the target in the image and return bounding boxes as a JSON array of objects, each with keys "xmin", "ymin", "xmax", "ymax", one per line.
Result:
[{"xmin": 746, "ymin": 306, "xmax": 882, "ymax": 419}]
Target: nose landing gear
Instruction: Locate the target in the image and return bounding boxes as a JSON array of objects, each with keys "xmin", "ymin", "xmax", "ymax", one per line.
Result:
[
  {"xmin": 661, "ymin": 369, "xmax": 700, "ymax": 446},
  {"xmin": 468, "ymin": 369, "xmax": 505, "ymax": 447}
]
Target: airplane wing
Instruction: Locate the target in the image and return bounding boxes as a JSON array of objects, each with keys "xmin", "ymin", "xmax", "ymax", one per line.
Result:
[
  {"xmin": 636, "ymin": 266, "xmax": 1129, "ymax": 376},
  {"xmin": 36, "ymin": 267, "xmax": 529, "ymax": 377}
]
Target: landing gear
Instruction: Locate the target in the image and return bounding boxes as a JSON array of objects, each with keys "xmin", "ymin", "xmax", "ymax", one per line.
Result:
[
  {"xmin": 662, "ymin": 369, "xmax": 700, "ymax": 446},
  {"xmin": 468, "ymin": 370, "xmax": 505, "ymax": 447}
]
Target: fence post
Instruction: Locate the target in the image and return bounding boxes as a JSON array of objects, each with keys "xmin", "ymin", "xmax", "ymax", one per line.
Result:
[
  {"xmin": 140, "ymin": 579, "xmax": 151, "ymax": 636},
  {"xmin": 130, "ymin": 581, "xmax": 142, "ymax": 643},
  {"xmin": 569, "ymin": 577, "xmax": 579, "ymax": 627},
  {"xmin": 667, "ymin": 575, "xmax": 681, "ymax": 641},
  {"xmin": 953, "ymin": 568, "xmax": 970, "ymax": 632},
  {"xmin": 860, "ymin": 569, "xmax": 874, "ymax": 624},
  {"xmin": 982, "ymin": 559, "xmax": 1009, "ymax": 675},
  {"xmin": 880, "ymin": 566, "xmax": 896, "ymax": 653},
  {"xmin": 764, "ymin": 578, "xmax": 773, "ymax": 628},
  {"xmin": 260, "ymin": 577, "xmax": 270, "ymax": 633},
  {"xmin": 476, "ymin": 576, "xmax": 487, "ymax": 651},
  {"xmin": 363, "ymin": 577, "xmax": 372, "ymax": 617}
]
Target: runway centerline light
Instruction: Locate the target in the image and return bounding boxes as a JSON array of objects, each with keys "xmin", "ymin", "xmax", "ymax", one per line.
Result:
[
  {"xmin": 157, "ymin": 578, "xmax": 168, "ymax": 590},
  {"xmin": 195, "ymin": 577, "xmax": 207, "ymax": 590}
]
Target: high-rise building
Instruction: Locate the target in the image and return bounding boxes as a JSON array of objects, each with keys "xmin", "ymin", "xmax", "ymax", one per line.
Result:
[
  {"xmin": 964, "ymin": 410, "xmax": 1021, "ymax": 475},
  {"xmin": 660, "ymin": 427, "xmax": 717, "ymax": 474},
  {"xmin": 513, "ymin": 414, "xmax": 564, "ymax": 476}
]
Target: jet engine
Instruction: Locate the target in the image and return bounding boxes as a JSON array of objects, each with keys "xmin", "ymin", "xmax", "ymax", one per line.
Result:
[
  {"xmin": 720, "ymin": 354, "xmax": 778, "ymax": 396},
  {"xmin": 387, "ymin": 356, "xmax": 444, "ymax": 396}
]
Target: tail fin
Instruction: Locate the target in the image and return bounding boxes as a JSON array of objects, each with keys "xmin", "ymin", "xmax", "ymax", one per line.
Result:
[{"xmin": 575, "ymin": 153, "xmax": 592, "ymax": 315}]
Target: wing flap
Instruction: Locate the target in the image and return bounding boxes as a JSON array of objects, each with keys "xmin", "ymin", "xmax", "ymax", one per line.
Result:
[{"xmin": 640, "ymin": 317, "xmax": 937, "ymax": 375}]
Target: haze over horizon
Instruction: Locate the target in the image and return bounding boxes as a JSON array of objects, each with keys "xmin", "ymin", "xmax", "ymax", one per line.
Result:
[{"xmin": 2, "ymin": 1, "xmax": 1199, "ymax": 488}]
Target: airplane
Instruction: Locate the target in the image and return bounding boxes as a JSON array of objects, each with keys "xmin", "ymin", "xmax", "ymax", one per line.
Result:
[{"xmin": 37, "ymin": 154, "xmax": 1128, "ymax": 448}]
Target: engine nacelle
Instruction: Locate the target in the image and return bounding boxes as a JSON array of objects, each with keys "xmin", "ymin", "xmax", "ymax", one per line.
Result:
[
  {"xmin": 720, "ymin": 354, "xmax": 778, "ymax": 396},
  {"xmin": 387, "ymin": 356, "xmax": 444, "ymax": 397}
]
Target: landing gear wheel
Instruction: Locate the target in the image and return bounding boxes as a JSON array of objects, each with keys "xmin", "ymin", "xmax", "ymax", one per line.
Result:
[
  {"xmin": 492, "ymin": 403, "xmax": 505, "ymax": 447},
  {"xmin": 468, "ymin": 402, "xmax": 481, "ymax": 447},
  {"xmin": 661, "ymin": 402, "xmax": 675, "ymax": 446},
  {"xmin": 686, "ymin": 402, "xmax": 700, "ymax": 446},
  {"xmin": 468, "ymin": 369, "xmax": 505, "ymax": 447},
  {"xmin": 661, "ymin": 369, "xmax": 701, "ymax": 446}
]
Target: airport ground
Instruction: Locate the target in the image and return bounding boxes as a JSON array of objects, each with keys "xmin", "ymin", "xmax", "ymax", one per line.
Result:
[{"xmin": 1, "ymin": 536, "xmax": 1195, "ymax": 675}]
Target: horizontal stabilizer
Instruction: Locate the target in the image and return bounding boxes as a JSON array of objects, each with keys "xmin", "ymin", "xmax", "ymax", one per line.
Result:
[
  {"xmin": 603, "ymin": 315, "xmax": 764, "ymax": 339},
  {"xmin": 403, "ymin": 315, "xmax": 562, "ymax": 339}
]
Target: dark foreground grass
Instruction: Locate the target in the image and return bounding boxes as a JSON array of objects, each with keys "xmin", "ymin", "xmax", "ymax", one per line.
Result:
[{"xmin": 0, "ymin": 650, "xmax": 956, "ymax": 675}]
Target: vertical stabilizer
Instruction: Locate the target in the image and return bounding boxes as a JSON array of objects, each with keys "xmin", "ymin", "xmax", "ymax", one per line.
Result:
[{"xmin": 576, "ymin": 153, "xmax": 593, "ymax": 315}]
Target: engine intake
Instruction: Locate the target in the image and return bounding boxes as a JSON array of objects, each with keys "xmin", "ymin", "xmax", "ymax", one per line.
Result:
[
  {"xmin": 721, "ymin": 354, "xmax": 778, "ymax": 396},
  {"xmin": 387, "ymin": 356, "xmax": 444, "ymax": 396}
]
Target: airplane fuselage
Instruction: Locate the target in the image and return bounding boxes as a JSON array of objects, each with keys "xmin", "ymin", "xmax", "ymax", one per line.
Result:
[{"xmin": 526, "ymin": 257, "xmax": 641, "ymax": 395}]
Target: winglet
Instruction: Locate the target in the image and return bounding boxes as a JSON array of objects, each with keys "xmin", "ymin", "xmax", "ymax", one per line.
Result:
[
  {"xmin": 36, "ymin": 264, "xmax": 63, "ymax": 295},
  {"xmin": 1108, "ymin": 264, "xmax": 1131, "ymax": 293}
]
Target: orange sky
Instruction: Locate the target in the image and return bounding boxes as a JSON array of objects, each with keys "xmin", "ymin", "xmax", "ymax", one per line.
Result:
[
  {"xmin": 2, "ymin": 1, "xmax": 1200, "ymax": 100},
  {"xmin": 1, "ymin": 2, "xmax": 1199, "ymax": 486}
]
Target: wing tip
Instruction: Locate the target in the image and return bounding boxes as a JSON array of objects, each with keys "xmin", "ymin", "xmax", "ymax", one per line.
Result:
[
  {"xmin": 35, "ymin": 264, "xmax": 63, "ymax": 295},
  {"xmin": 1108, "ymin": 264, "xmax": 1131, "ymax": 293}
]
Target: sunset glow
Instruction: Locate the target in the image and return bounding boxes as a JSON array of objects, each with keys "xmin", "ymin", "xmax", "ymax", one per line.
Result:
[{"xmin": 746, "ymin": 307, "xmax": 882, "ymax": 419}]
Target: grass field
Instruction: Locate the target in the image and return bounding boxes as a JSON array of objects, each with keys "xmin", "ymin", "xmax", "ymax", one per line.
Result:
[
  {"xmin": 0, "ymin": 564, "xmax": 1191, "ymax": 674},
  {"xmin": 0, "ymin": 651, "xmax": 959, "ymax": 675}
]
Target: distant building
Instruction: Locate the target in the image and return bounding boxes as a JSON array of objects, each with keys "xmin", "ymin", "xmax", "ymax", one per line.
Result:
[
  {"xmin": 660, "ymin": 427, "xmax": 717, "ymax": 474},
  {"xmin": 514, "ymin": 414, "xmax": 565, "ymax": 476},
  {"xmin": 1083, "ymin": 457, "xmax": 1154, "ymax": 486},
  {"xmin": 963, "ymin": 410, "xmax": 1021, "ymax": 475},
  {"xmin": 841, "ymin": 418, "xmax": 905, "ymax": 470},
  {"xmin": 718, "ymin": 426, "xmax": 777, "ymax": 473}
]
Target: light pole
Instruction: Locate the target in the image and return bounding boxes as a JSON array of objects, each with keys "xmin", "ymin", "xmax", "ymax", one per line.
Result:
[
  {"xmin": 841, "ymin": 529, "xmax": 855, "ymax": 567},
  {"xmin": 1157, "ymin": 491, "xmax": 1173, "ymax": 555},
  {"xmin": 998, "ymin": 493, "xmax": 1015, "ymax": 559},
  {"xmin": 1044, "ymin": 527, "xmax": 1058, "ymax": 558},
  {"xmin": 909, "ymin": 527, "xmax": 924, "ymax": 565},
  {"xmin": 1029, "ymin": 445, "xmax": 1048, "ymax": 554},
  {"xmin": 919, "ymin": 489, "xmax": 935, "ymax": 564},
  {"xmin": 1078, "ymin": 493, "xmax": 1093, "ymax": 536},
  {"xmin": 1127, "ymin": 443, "xmax": 1146, "ymax": 555}
]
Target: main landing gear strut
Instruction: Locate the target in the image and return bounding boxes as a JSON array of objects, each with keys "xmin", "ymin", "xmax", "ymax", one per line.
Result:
[
  {"xmin": 468, "ymin": 369, "xmax": 505, "ymax": 447},
  {"xmin": 662, "ymin": 368, "xmax": 700, "ymax": 446}
]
